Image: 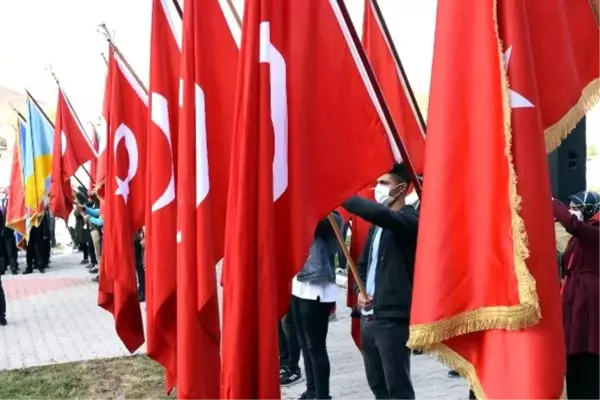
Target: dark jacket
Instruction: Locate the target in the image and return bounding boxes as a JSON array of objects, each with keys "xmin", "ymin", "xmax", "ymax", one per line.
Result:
[
  {"xmin": 296, "ymin": 212, "xmax": 343, "ymax": 284},
  {"xmin": 553, "ymin": 199, "xmax": 599, "ymax": 355},
  {"xmin": 343, "ymin": 197, "xmax": 418, "ymax": 319}
]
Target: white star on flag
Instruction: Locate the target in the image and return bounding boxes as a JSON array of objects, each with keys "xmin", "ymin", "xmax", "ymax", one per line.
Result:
[{"xmin": 504, "ymin": 46, "xmax": 535, "ymax": 109}]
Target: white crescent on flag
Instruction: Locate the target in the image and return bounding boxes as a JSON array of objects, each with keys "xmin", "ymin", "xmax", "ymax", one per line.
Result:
[{"xmin": 114, "ymin": 123, "xmax": 139, "ymax": 203}]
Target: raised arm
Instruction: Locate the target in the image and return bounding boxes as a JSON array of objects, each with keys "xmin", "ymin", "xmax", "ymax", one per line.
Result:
[
  {"xmin": 343, "ymin": 196, "xmax": 417, "ymax": 236},
  {"xmin": 84, "ymin": 206, "xmax": 101, "ymax": 218},
  {"xmin": 553, "ymin": 199, "xmax": 598, "ymax": 245}
]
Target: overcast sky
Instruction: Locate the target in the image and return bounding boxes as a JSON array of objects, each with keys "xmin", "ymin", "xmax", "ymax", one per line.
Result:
[{"xmin": 0, "ymin": 0, "xmax": 437, "ymax": 125}]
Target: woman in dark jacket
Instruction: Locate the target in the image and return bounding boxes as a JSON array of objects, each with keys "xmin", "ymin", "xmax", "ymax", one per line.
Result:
[{"xmin": 553, "ymin": 191, "xmax": 599, "ymax": 400}]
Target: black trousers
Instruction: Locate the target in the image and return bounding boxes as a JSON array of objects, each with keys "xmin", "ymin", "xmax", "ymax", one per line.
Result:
[
  {"xmin": 134, "ymin": 240, "xmax": 145, "ymax": 296},
  {"xmin": 0, "ymin": 274, "xmax": 6, "ymax": 319},
  {"xmin": 26, "ymin": 227, "xmax": 46, "ymax": 271},
  {"xmin": 361, "ymin": 316, "xmax": 414, "ymax": 400},
  {"xmin": 291, "ymin": 295, "xmax": 334, "ymax": 400},
  {"xmin": 0, "ymin": 231, "xmax": 18, "ymax": 271},
  {"xmin": 279, "ymin": 310, "xmax": 300, "ymax": 370},
  {"xmin": 567, "ymin": 352, "xmax": 599, "ymax": 399}
]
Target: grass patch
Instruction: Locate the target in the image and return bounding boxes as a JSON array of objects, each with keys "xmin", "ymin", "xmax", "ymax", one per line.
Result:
[{"xmin": 0, "ymin": 355, "xmax": 172, "ymax": 399}]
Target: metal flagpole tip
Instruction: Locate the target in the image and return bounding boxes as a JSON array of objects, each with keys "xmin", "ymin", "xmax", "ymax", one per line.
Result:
[{"xmin": 97, "ymin": 23, "xmax": 112, "ymax": 42}]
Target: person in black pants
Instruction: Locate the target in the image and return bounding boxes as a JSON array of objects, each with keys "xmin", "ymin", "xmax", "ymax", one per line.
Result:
[
  {"xmin": 0, "ymin": 199, "xmax": 19, "ymax": 275},
  {"xmin": 279, "ymin": 311, "xmax": 302, "ymax": 386},
  {"xmin": 0, "ymin": 273, "xmax": 7, "ymax": 325},
  {"xmin": 134, "ymin": 230, "xmax": 145, "ymax": 302},
  {"xmin": 342, "ymin": 163, "xmax": 418, "ymax": 400},
  {"xmin": 291, "ymin": 213, "xmax": 342, "ymax": 400}
]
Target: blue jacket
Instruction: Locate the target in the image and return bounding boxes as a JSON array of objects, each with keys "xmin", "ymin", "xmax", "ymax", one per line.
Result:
[
  {"xmin": 84, "ymin": 206, "xmax": 104, "ymax": 228},
  {"xmin": 296, "ymin": 212, "xmax": 343, "ymax": 284}
]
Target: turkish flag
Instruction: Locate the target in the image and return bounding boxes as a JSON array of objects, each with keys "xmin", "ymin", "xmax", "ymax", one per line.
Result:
[
  {"xmin": 98, "ymin": 48, "xmax": 148, "ymax": 353},
  {"xmin": 362, "ymin": 0, "xmax": 426, "ymax": 174},
  {"xmin": 409, "ymin": 0, "xmax": 564, "ymax": 397},
  {"xmin": 528, "ymin": 0, "xmax": 598, "ymax": 152},
  {"xmin": 177, "ymin": 0, "xmax": 239, "ymax": 397},
  {"xmin": 220, "ymin": 0, "xmax": 399, "ymax": 398},
  {"xmin": 145, "ymin": 0, "xmax": 181, "ymax": 390},
  {"xmin": 50, "ymin": 89, "xmax": 97, "ymax": 221}
]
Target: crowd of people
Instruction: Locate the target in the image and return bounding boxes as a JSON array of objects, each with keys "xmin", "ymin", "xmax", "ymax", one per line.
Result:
[{"xmin": 0, "ymin": 163, "xmax": 598, "ymax": 398}]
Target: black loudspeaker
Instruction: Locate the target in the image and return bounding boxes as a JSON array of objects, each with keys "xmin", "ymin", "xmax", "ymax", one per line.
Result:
[{"xmin": 547, "ymin": 117, "xmax": 587, "ymax": 204}]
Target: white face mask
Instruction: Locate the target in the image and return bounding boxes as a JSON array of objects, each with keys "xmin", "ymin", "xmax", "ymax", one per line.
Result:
[
  {"xmin": 569, "ymin": 209, "xmax": 583, "ymax": 220},
  {"xmin": 374, "ymin": 184, "xmax": 393, "ymax": 205}
]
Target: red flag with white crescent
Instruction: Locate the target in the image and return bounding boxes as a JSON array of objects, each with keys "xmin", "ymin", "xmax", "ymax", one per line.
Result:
[{"xmin": 98, "ymin": 48, "xmax": 148, "ymax": 353}]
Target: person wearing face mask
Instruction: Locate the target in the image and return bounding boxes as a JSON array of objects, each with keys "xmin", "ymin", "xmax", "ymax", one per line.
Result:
[
  {"xmin": 341, "ymin": 163, "xmax": 418, "ymax": 400},
  {"xmin": 553, "ymin": 191, "xmax": 599, "ymax": 400}
]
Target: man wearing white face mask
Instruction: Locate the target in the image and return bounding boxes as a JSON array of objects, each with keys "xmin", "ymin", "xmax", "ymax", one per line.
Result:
[{"xmin": 342, "ymin": 163, "xmax": 418, "ymax": 400}]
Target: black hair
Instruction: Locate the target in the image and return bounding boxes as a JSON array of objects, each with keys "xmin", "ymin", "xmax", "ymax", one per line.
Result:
[{"xmin": 389, "ymin": 163, "xmax": 410, "ymax": 184}]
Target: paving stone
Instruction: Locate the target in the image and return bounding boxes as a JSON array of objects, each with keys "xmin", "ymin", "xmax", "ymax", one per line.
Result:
[{"xmin": 1, "ymin": 250, "xmax": 469, "ymax": 399}]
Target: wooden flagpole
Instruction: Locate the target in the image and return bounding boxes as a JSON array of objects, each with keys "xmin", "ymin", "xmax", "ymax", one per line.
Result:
[
  {"xmin": 368, "ymin": 0, "xmax": 427, "ymax": 135},
  {"xmin": 328, "ymin": 214, "xmax": 366, "ymax": 295},
  {"xmin": 98, "ymin": 23, "xmax": 149, "ymax": 95}
]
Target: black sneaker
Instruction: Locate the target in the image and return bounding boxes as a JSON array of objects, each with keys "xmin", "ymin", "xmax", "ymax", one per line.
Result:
[
  {"xmin": 0, "ymin": 318, "xmax": 6, "ymax": 326},
  {"xmin": 80, "ymin": 259, "xmax": 89, "ymax": 265},
  {"xmin": 448, "ymin": 370, "xmax": 460, "ymax": 378},
  {"xmin": 89, "ymin": 267, "xmax": 99, "ymax": 274},
  {"xmin": 280, "ymin": 367, "xmax": 302, "ymax": 387}
]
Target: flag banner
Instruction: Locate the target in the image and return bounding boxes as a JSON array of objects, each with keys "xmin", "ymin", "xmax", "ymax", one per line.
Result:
[
  {"xmin": 98, "ymin": 48, "xmax": 148, "ymax": 353},
  {"xmin": 146, "ymin": 0, "xmax": 182, "ymax": 391},
  {"xmin": 221, "ymin": 0, "xmax": 401, "ymax": 397},
  {"xmin": 50, "ymin": 88, "xmax": 97, "ymax": 221},
  {"xmin": 409, "ymin": 0, "xmax": 565, "ymax": 397},
  {"xmin": 177, "ymin": 0, "xmax": 239, "ymax": 397},
  {"xmin": 6, "ymin": 120, "xmax": 28, "ymax": 238},
  {"xmin": 362, "ymin": 0, "xmax": 426, "ymax": 174},
  {"xmin": 529, "ymin": 0, "xmax": 599, "ymax": 152},
  {"xmin": 24, "ymin": 94, "xmax": 54, "ymax": 227}
]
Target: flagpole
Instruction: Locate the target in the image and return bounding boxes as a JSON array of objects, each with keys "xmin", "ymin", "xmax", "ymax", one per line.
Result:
[
  {"xmin": 369, "ymin": 0, "xmax": 427, "ymax": 135},
  {"xmin": 225, "ymin": 0, "xmax": 242, "ymax": 28},
  {"xmin": 328, "ymin": 214, "xmax": 366, "ymax": 295},
  {"xmin": 8, "ymin": 102, "xmax": 26, "ymax": 122},
  {"xmin": 98, "ymin": 23, "xmax": 149, "ymax": 95},
  {"xmin": 45, "ymin": 65, "xmax": 96, "ymax": 184},
  {"xmin": 101, "ymin": 52, "xmax": 108, "ymax": 66},
  {"xmin": 24, "ymin": 90, "xmax": 55, "ymax": 129},
  {"xmin": 335, "ymin": 0, "xmax": 422, "ymax": 197},
  {"xmin": 171, "ymin": 0, "xmax": 182, "ymax": 17}
]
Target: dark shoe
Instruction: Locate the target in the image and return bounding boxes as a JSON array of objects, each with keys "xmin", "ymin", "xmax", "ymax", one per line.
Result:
[
  {"xmin": 412, "ymin": 349, "xmax": 423, "ymax": 355},
  {"xmin": 89, "ymin": 267, "xmax": 99, "ymax": 274},
  {"xmin": 80, "ymin": 259, "xmax": 89, "ymax": 265},
  {"xmin": 11, "ymin": 268, "xmax": 19, "ymax": 275},
  {"xmin": 280, "ymin": 367, "xmax": 302, "ymax": 387},
  {"xmin": 298, "ymin": 392, "xmax": 313, "ymax": 400},
  {"xmin": 38, "ymin": 268, "xmax": 46, "ymax": 274},
  {"xmin": 0, "ymin": 318, "xmax": 7, "ymax": 326},
  {"xmin": 448, "ymin": 370, "xmax": 460, "ymax": 378},
  {"xmin": 91, "ymin": 276, "xmax": 99, "ymax": 283},
  {"xmin": 86, "ymin": 263, "xmax": 95, "ymax": 269},
  {"xmin": 23, "ymin": 268, "xmax": 33, "ymax": 275}
]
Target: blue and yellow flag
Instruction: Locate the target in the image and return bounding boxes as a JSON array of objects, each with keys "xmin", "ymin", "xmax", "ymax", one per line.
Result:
[{"xmin": 23, "ymin": 94, "xmax": 54, "ymax": 227}]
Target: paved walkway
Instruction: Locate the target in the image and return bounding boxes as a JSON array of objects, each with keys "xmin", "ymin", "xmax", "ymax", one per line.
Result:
[{"xmin": 0, "ymin": 250, "xmax": 468, "ymax": 399}]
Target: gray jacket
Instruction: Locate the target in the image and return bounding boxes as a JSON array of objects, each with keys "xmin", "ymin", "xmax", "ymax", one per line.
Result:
[{"xmin": 296, "ymin": 212, "xmax": 343, "ymax": 284}]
